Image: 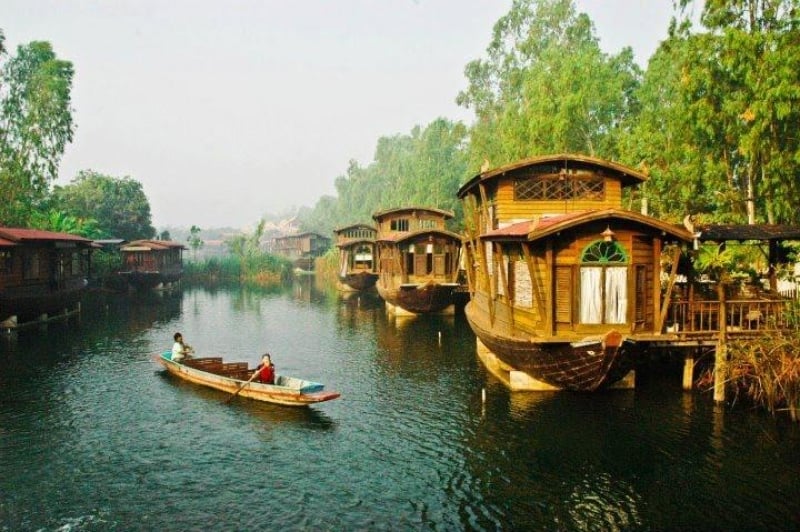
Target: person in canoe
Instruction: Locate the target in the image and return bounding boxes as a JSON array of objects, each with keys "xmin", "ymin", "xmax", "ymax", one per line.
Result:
[
  {"xmin": 256, "ymin": 353, "xmax": 275, "ymax": 384},
  {"xmin": 171, "ymin": 332, "xmax": 194, "ymax": 363}
]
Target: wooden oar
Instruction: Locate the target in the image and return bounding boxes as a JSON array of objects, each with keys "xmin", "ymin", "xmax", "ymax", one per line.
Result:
[{"xmin": 224, "ymin": 364, "xmax": 263, "ymax": 404}]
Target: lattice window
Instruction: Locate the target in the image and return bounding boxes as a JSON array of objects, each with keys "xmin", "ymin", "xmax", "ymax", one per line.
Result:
[{"xmin": 514, "ymin": 176, "xmax": 604, "ymax": 200}]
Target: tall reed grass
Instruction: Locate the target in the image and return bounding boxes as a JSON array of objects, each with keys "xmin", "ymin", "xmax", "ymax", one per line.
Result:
[
  {"xmin": 184, "ymin": 254, "xmax": 294, "ymax": 286},
  {"xmin": 727, "ymin": 300, "xmax": 800, "ymax": 422}
]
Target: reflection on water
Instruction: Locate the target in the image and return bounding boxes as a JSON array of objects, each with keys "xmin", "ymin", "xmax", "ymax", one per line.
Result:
[{"xmin": 1, "ymin": 283, "xmax": 799, "ymax": 531}]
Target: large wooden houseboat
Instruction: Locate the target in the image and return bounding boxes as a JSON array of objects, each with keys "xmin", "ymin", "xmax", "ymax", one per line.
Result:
[
  {"xmin": 270, "ymin": 232, "xmax": 331, "ymax": 272},
  {"xmin": 372, "ymin": 207, "xmax": 463, "ymax": 315},
  {"xmin": 0, "ymin": 228, "xmax": 94, "ymax": 326},
  {"xmin": 333, "ymin": 223, "xmax": 378, "ymax": 291},
  {"xmin": 458, "ymin": 154, "xmax": 695, "ymax": 391},
  {"xmin": 119, "ymin": 239, "xmax": 186, "ymax": 291}
]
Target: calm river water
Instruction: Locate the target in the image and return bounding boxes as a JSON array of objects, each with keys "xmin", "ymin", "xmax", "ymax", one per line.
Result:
[{"xmin": 1, "ymin": 279, "xmax": 799, "ymax": 531}]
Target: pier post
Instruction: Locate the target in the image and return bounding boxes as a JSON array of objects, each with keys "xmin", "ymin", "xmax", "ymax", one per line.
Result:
[
  {"xmin": 682, "ymin": 354, "xmax": 694, "ymax": 390},
  {"xmin": 713, "ymin": 287, "xmax": 728, "ymax": 403}
]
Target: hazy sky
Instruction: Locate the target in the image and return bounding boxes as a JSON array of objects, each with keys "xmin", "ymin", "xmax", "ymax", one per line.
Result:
[{"xmin": 4, "ymin": 1, "xmax": 684, "ymax": 230}]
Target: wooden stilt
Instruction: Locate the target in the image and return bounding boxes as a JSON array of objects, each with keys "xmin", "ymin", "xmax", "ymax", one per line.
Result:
[{"xmin": 683, "ymin": 355, "xmax": 694, "ymax": 390}]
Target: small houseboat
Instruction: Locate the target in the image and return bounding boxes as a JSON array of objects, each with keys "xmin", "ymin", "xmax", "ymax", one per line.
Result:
[
  {"xmin": 0, "ymin": 228, "xmax": 94, "ymax": 326},
  {"xmin": 372, "ymin": 207, "xmax": 464, "ymax": 315},
  {"xmin": 457, "ymin": 154, "xmax": 694, "ymax": 391},
  {"xmin": 119, "ymin": 239, "xmax": 186, "ymax": 291},
  {"xmin": 333, "ymin": 223, "xmax": 378, "ymax": 291},
  {"xmin": 270, "ymin": 232, "xmax": 331, "ymax": 272}
]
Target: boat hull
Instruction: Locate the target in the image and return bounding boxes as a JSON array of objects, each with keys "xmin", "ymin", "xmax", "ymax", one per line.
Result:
[
  {"xmin": 465, "ymin": 302, "xmax": 637, "ymax": 391},
  {"xmin": 338, "ymin": 271, "xmax": 378, "ymax": 291},
  {"xmin": 376, "ymin": 282, "xmax": 457, "ymax": 314},
  {"xmin": 155, "ymin": 354, "xmax": 340, "ymax": 406}
]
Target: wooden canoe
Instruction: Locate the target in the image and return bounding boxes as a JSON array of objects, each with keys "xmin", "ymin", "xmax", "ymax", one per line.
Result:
[{"xmin": 155, "ymin": 353, "xmax": 341, "ymax": 407}]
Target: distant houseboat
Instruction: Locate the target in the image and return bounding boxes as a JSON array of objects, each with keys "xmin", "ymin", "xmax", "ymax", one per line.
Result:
[
  {"xmin": 372, "ymin": 207, "xmax": 463, "ymax": 315},
  {"xmin": 0, "ymin": 228, "xmax": 94, "ymax": 326},
  {"xmin": 333, "ymin": 223, "xmax": 378, "ymax": 291},
  {"xmin": 457, "ymin": 154, "xmax": 694, "ymax": 391},
  {"xmin": 119, "ymin": 240, "xmax": 186, "ymax": 291},
  {"xmin": 270, "ymin": 232, "xmax": 331, "ymax": 272}
]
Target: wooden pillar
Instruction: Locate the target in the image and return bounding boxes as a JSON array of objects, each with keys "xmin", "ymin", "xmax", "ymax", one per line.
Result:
[
  {"xmin": 683, "ymin": 353, "xmax": 694, "ymax": 390},
  {"xmin": 714, "ymin": 285, "xmax": 728, "ymax": 403}
]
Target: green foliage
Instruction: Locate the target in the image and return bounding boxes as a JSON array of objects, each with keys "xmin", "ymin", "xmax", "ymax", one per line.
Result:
[
  {"xmin": 51, "ymin": 170, "xmax": 156, "ymax": 240},
  {"xmin": 621, "ymin": 0, "xmax": 800, "ymax": 224},
  {"xmin": 187, "ymin": 225, "xmax": 204, "ymax": 259},
  {"xmin": 457, "ymin": 0, "xmax": 641, "ymax": 169},
  {"xmin": 0, "ymin": 35, "xmax": 75, "ymax": 226},
  {"xmin": 29, "ymin": 209, "xmax": 107, "ymax": 239},
  {"xmin": 298, "ymin": 118, "xmax": 469, "ymax": 234},
  {"xmin": 728, "ymin": 326, "xmax": 800, "ymax": 422},
  {"xmin": 185, "ymin": 254, "xmax": 293, "ymax": 286},
  {"xmin": 218, "ymin": 219, "xmax": 293, "ymax": 283},
  {"xmin": 91, "ymin": 248, "xmax": 123, "ymax": 281}
]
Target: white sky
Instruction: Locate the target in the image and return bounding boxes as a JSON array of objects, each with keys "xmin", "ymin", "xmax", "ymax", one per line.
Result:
[{"xmin": 3, "ymin": 1, "xmax": 682, "ymax": 230}]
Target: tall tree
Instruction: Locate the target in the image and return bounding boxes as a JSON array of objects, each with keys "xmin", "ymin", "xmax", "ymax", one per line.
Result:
[
  {"xmin": 299, "ymin": 118, "xmax": 468, "ymax": 233},
  {"xmin": 456, "ymin": 0, "xmax": 641, "ymax": 171},
  {"xmin": 187, "ymin": 224, "xmax": 204, "ymax": 259},
  {"xmin": 0, "ymin": 35, "xmax": 75, "ymax": 226},
  {"xmin": 52, "ymin": 170, "xmax": 156, "ymax": 240},
  {"xmin": 633, "ymin": 0, "xmax": 800, "ymax": 224}
]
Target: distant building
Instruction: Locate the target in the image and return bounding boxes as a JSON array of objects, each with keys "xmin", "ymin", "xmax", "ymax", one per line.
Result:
[{"xmin": 269, "ymin": 232, "xmax": 331, "ymax": 271}]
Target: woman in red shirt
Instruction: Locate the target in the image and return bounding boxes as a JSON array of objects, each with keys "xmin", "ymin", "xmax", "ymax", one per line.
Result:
[{"xmin": 256, "ymin": 353, "xmax": 275, "ymax": 384}]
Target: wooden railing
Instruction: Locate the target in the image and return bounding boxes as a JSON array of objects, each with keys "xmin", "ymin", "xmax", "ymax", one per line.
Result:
[{"xmin": 666, "ymin": 297, "xmax": 793, "ymax": 336}]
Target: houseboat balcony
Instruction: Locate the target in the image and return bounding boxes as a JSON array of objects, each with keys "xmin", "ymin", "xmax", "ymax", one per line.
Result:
[{"xmin": 664, "ymin": 293, "xmax": 794, "ymax": 342}]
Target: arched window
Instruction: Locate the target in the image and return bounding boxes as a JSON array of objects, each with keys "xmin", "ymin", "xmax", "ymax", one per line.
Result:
[{"xmin": 579, "ymin": 240, "xmax": 628, "ymax": 324}]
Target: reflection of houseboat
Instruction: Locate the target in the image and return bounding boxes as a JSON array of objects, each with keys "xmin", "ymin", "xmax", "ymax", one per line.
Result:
[
  {"xmin": 373, "ymin": 207, "xmax": 463, "ymax": 315},
  {"xmin": 0, "ymin": 228, "xmax": 94, "ymax": 326},
  {"xmin": 119, "ymin": 240, "xmax": 186, "ymax": 291},
  {"xmin": 458, "ymin": 154, "xmax": 694, "ymax": 391},
  {"xmin": 333, "ymin": 223, "xmax": 378, "ymax": 292},
  {"xmin": 271, "ymin": 232, "xmax": 330, "ymax": 272}
]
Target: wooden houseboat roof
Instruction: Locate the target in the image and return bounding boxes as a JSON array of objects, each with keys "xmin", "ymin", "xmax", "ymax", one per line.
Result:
[
  {"xmin": 694, "ymin": 223, "xmax": 800, "ymax": 242},
  {"xmin": 376, "ymin": 228, "xmax": 463, "ymax": 244},
  {"xmin": 457, "ymin": 153, "xmax": 649, "ymax": 198},
  {"xmin": 372, "ymin": 207, "xmax": 454, "ymax": 221},
  {"xmin": 120, "ymin": 239, "xmax": 187, "ymax": 252},
  {"xmin": 481, "ymin": 209, "xmax": 694, "ymax": 243},
  {"xmin": 333, "ymin": 223, "xmax": 376, "ymax": 234},
  {"xmin": 0, "ymin": 227, "xmax": 93, "ymax": 247},
  {"xmin": 274, "ymin": 232, "xmax": 329, "ymax": 241}
]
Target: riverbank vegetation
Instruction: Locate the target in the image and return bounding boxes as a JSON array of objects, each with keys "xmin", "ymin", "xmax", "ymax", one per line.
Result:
[
  {"xmin": 728, "ymin": 327, "xmax": 800, "ymax": 423},
  {"xmin": 184, "ymin": 220, "xmax": 293, "ymax": 286}
]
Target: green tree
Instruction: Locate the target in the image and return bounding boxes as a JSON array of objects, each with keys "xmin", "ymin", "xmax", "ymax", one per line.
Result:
[
  {"xmin": 29, "ymin": 209, "xmax": 106, "ymax": 239},
  {"xmin": 456, "ymin": 0, "xmax": 641, "ymax": 171},
  {"xmin": 625, "ymin": 1, "xmax": 800, "ymax": 224},
  {"xmin": 52, "ymin": 170, "xmax": 156, "ymax": 240},
  {"xmin": 0, "ymin": 34, "xmax": 75, "ymax": 226},
  {"xmin": 188, "ymin": 224, "xmax": 204, "ymax": 259},
  {"xmin": 298, "ymin": 118, "xmax": 468, "ymax": 233}
]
